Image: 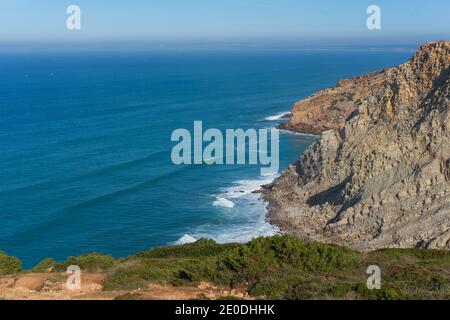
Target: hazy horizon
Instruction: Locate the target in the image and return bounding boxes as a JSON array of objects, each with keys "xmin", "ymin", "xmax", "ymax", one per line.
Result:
[{"xmin": 0, "ymin": 0, "xmax": 448, "ymax": 51}]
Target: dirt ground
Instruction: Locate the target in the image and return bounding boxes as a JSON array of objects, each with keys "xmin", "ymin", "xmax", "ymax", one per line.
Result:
[{"xmin": 0, "ymin": 272, "xmax": 250, "ymax": 300}]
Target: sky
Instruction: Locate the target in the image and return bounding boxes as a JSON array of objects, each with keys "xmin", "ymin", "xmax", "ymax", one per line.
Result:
[{"xmin": 0, "ymin": 0, "xmax": 449, "ymax": 48}]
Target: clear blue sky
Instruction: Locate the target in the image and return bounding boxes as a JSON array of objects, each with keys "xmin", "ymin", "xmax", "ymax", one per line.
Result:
[{"xmin": 0, "ymin": 0, "xmax": 449, "ymax": 47}]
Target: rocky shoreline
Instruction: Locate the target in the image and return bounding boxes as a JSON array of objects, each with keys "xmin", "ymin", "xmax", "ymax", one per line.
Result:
[{"xmin": 264, "ymin": 41, "xmax": 450, "ymax": 251}]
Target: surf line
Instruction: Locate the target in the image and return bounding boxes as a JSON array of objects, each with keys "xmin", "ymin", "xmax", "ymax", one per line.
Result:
[{"xmin": 170, "ymin": 121, "xmax": 279, "ymax": 176}]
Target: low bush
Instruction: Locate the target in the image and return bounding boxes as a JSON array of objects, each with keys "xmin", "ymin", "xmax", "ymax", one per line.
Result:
[
  {"xmin": 32, "ymin": 258, "xmax": 57, "ymax": 273},
  {"xmin": 138, "ymin": 239, "xmax": 238, "ymax": 259},
  {"xmin": 7, "ymin": 234, "xmax": 447, "ymax": 300},
  {"xmin": 54, "ymin": 253, "xmax": 115, "ymax": 272},
  {"xmin": 0, "ymin": 251, "xmax": 23, "ymax": 275}
]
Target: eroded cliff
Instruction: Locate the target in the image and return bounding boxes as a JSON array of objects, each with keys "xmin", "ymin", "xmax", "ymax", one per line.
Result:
[
  {"xmin": 266, "ymin": 41, "xmax": 450, "ymax": 250},
  {"xmin": 279, "ymin": 70, "xmax": 388, "ymax": 134}
]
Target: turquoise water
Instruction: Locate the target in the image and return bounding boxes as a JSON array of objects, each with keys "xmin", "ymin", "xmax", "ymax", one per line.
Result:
[{"xmin": 0, "ymin": 49, "xmax": 412, "ymax": 267}]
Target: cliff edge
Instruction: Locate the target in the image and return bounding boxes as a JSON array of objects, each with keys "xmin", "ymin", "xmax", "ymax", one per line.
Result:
[
  {"xmin": 279, "ymin": 69, "xmax": 388, "ymax": 134},
  {"xmin": 265, "ymin": 41, "xmax": 450, "ymax": 250}
]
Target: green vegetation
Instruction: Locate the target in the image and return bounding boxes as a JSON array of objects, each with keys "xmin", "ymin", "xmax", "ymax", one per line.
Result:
[
  {"xmin": 0, "ymin": 251, "xmax": 23, "ymax": 275},
  {"xmin": 53, "ymin": 253, "xmax": 116, "ymax": 272},
  {"xmin": 137, "ymin": 239, "xmax": 239, "ymax": 259},
  {"xmin": 31, "ymin": 258, "xmax": 57, "ymax": 273},
  {"xmin": 101, "ymin": 235, "xmax": 450, "ymax": 299},
  {"xmin": 1, "ymin": 235, "xmax": 449, "ymax": 299}
]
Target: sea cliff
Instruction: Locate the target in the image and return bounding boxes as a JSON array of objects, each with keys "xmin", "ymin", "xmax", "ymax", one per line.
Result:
[{"xmin": 265, "ymin": 41, "xmax": 450, "ymax": 251}]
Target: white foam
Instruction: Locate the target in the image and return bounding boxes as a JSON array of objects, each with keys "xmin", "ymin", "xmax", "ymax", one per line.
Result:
[
  {"xmin": 202, "ymin": 220, "xmax": 279, "ymax": 244},
  {"xmin": 176, "ymin": 234, "xmax": 197, "ymax": 245},
  {"xmin": 213, "ymin": 197, "xmax": 235, "ymax": 208},
  {"xmin": 224, "ymin": 175, "xmax": 277, "ymax": 198},
  {"xmin": 189, "ymin": 198, "xmax": 280, "ymax": 244},
  {"xmin": 279, "ymin": 129, "xmax": 320, "ymax": 138},
  {"xmin": 178, "ymin": 172, "xmax": 281, "ymax": 246},
  {"xmin": 188, "ymin": 174, "xmax": 280, "ymax": 243},
  {"xmin": 264, "ymin": 111, "xmax": 291, "ymax": 121}
]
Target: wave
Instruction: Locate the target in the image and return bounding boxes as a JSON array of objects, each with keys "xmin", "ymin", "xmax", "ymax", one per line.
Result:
[
  {"xmin": 175, "ymin": 234, "xmax": 197, "ymax": 245},
  {"xmin": 224, "ymin": 175, "xmax": 277, "ymax": 199},
  {"xmin": 264, "ymin": 111, "xmax": 291, "ymax": 121},
  {"xmin": 183, "ymin": 173, "xmax": 280, "ymax": 245},
  {"xmin": 213, "ymin": 197, "xmax": 235, "ymax": 208},
  {"xmin": 279, "ymin": 128, "xmax": 320, "ymax": 138}
]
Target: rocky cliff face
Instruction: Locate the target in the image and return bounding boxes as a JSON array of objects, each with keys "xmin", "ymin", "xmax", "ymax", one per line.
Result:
[
  {"xmin": 265, "ymin": 41, "xmax": 450, "ymax": 250},
  {"xmin": 279, "ymin": 70, "xmax": 388, "ymax": 134}
]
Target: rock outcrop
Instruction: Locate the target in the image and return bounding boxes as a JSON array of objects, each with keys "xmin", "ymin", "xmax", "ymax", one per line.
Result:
[
  {"xmin": 265, "ymin": 41, "xmax": 450, "ymax": 250},
  {"xmin": 279, "ymin": 70, "xmax": 388, "ymax": 134}
]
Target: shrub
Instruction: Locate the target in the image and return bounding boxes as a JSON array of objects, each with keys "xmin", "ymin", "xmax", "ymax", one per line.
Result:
[
  {"xmin": 283, "ymin": 279, "xmax": 329, "ymax": 300},
  {"xmin": 249, "ymin": 277, "xmax": 291, "ymax": 299},
  {"xmin": 98, "ymin": 235, "xmax": 449, "ymax": 299},
  {"xmin": 390, "ymin": 266, "xmax": 449, "ymax": 291},
  {"xmin": 104, "ymin": 258, "xmax": 190, "ymax": 290},
  {"xmin": 175, "ymin": 235, "xmax": 358, "ymax": 294},
  {"xmin": 0, "ymin": 251, "xmax": 23, "ymax": 275},
  {"xmin": 218, "ymin": 235, "xmax": 356, "ymax": 280},
  {"xmin": 32, "ymin": 258, "xmax": 57, "ymax": 273},
  {"xmin": 331, "ymin": 283, "xmax": 354, "ymax": 298},
  {"xmin": 138, "ymin": 239, "xmax": 238, "ymax": 259},
  {"xmin": 54, "ymin": 253, "xmax": 115, "ymax": 272},
  {"xmin": 104, "ymin": 268, "xmax": 148, "ymax": 290}
]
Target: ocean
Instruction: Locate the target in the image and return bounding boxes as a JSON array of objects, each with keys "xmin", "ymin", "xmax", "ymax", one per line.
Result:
[{"xmin": 0, "ymin": 49, "xmax": 412, "ymax": 268}]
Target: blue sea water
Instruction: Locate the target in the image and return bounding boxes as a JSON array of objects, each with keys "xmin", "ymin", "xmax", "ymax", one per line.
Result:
[{"xmin": 0, "ymin": 49, "xmax": 412, "ymax": 268}]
